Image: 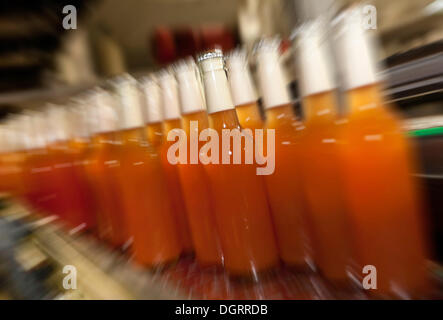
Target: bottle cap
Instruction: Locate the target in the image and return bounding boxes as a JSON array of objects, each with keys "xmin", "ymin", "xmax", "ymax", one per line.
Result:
[
  {"xmin": 111, "ymin": 74, "xmax": 144, "ymax": 130},
  {"xmin": 294, "ymin": 18, "xmax": 335, "ymax": 97},
  {"xmin": 47, "ymin": 105, "xmax": 69, "ymax": 143},
  {"xmin": 140, "ymin": 76, "xmax": 163, "ymax": 123},
  {"xmin": 175, "ymin": 58, "xmax": 206, "ymax": 115},
  {"xmin": 88, "ymin": 88, "xmax": 119, "ymax": 134},
  {"xmin": 32, "ymin": 113, "xmax": 49, "ymax": 149},
  {"xmin": 197, "ymin": 49, "xmax": 235, "ymax": 114},
  {"xmin": 226, "ymin": 49, "xmax": 257, "ymax": 106},
  {"xmin": 158, "ymin": 69, "xmax": 181, "ymax": 120},
  {"xmin": 255, "ymin": 38, "xmax": 291, "ymax": 109},
  {"xmin": 67, "ymin": 98, "xmax": 90, "ymax": 139},
  {"xmin": 334, "ymin": 6, "xmax": 379, "ymax": 90}
]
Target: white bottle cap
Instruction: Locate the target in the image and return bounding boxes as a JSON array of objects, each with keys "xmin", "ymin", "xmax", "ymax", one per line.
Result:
[
  {"xmin": 67, "ymin": 100, "xmax": 90, "ymax": 139},
  {"xmin": 0, "ymin": 126, "xmax": 7, "ymax": 153},
  {"xmin": 335, "ymin": 7, "xmax": 379, "ymax": 90},
  {"xmin": 47, "ymin": 105, "xmax": 69, "ymax": 143},
  {"xmin": 175, "ymin": 58, "xmax": 206, "ymax": 115},
  {"xmin": 255, "ymin": 38, "xmax": 291, "ymax": 109},
  {"xmin": 140, "ymin": 76, "xmax": 163, "ymax": 124},
  {"xmin": 88, "ymin": 88, "xmax": 119, "ymax": 134},
  {"xmin": 295, "ymin": 19, "xmax": 335, "ymax": 97},
  {"xmin": 3, "ymin": 121, "xmax": 17, "ymax": 152},
  {"xmin": 197, "ymin": 49, "xmax": 235, "ymax": 114},
  {"xmin": 32, "ymin": 113, "xmax": 49, "ymax": 149},
  {"xmin": 19, "ymin": 113, "xmax": 35, "ymax": 150},
  {"xmin": 226, "ymin": 49, "xmax": 257, "ymax": 106},
  {"xmin": 158, "ymin": 70, "xmax": 181, "ymax": 121},
  {"xmin": 13, "ymin": 115, "xmax": 32, "ymax": 151},
  {"xmin": 112, "ymin": 74, "xmax": 144, "ymax": 130}
]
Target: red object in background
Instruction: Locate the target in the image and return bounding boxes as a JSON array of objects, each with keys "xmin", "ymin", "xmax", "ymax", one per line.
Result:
[
  {"xmin": 152, "ymin": 25, "xmax": 236, "ymax": 65},
  {"xmin": 200, "ymin": 25, "xmax": 235, "ymax": 52},
  {"xmin": 152, "ymin": 26, "xmax": 176, "ymax": 65},
  {"xmin": 174, "ymin": 27, "xmax": 202, "ymax": 59},
  {"xmin": 280, "ymin": 39, "xmax": 291, "ymax": 55}
]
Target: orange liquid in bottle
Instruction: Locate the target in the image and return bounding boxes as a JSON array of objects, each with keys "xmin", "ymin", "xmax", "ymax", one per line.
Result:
[
  {"xmin": 178, "ymin": 111, "xmax": 223, "ymax": 266},
  {"xmin": 117, "ymin": 127, "xmax": 181, "ymax": 266},
  {"xmin": 47, "ymin": 141, "xmax": 96, "ymax": 231},
  {"xmin": 264, "ymin": 104, "xmax": 312, "ymax": 267},
  {"xmin": 24, "ymin": 147, "xmax": 58, "ymax": 214},
  {"xmin": 87, "ymin": 132, "xmax": 127, "ymax": 247},
  {"xmin": 0, "ymin": 150, "xmax": 26, "ymax": 197},
  {"xmin": 145, "ymin": 122, "xmax": 163, "ymax": 149},
  {"xmin": 68, "ymin": 137, "xmax": 98, "ymax": 230},
  {"xmin": 235, "ymin": 102, "xmax": 263, "ymax": 130},
  {"xmin": 206, "ymin": 109, "xmax": 279, "ymax": 277},
  {"xmin": 341, "ymin": 84, "xmax": 429, "ymax": 297},
  {"xmin": 161, "ymin": 118, "xmax": 193, "ymax": 253},
  {"xmin": 301, "ymin": 91, "xmax": 351, "ymax": 283}
]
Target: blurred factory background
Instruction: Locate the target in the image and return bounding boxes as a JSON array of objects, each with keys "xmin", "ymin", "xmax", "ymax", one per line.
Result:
[
  {"xmin": 0, "ymin": 0, "xmax": 442, "ymax": 300},
  {"xmin": 0, "ymin": 0, "xmax": 442, "ymax": 109}
]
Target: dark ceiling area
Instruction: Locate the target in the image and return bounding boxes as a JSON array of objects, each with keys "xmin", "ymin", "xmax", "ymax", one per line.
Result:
[{"xmin": 0, "ymin": 0, "xmax": 94, "ymax": 92}]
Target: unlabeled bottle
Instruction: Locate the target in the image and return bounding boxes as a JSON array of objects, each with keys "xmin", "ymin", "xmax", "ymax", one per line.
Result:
[
  {"xmin": 0, "ymin": 119, "xmax": 27, "ymax": 197},
  {"xmin": 86, "ymin": 89, "xmax": 128, "ymax": 247},
  {"xmin": 198, "ymin": 49, "xmax": 279, "ymax": 278},
  {"xmin": 255, "ymin": 38, "xmax": 312, "ymax": 268},
  {"xmin": 113, "ymin": 75, "xmax": 181, "ymax": 266},
  {"xmin": 226, "ymin": 50, "xmax": 263, "ymax": 130},
  {"xmin": 174, "ymin": 58, "xmax": 224, "ymax": 266},
  {"xmin": 337, "ymin": 8, "xmax": 430, "ymax": 298},
  {"xmin": 46, "ymin": 106, "xmax": 96, "ymax": 231},
  {"xmin": 158, "ymin": 70, "xmax": 194, "ymax": 254},
  {"xmin": 23, "ymin": 114, "xmax": 59, "ymax": 216},
  {"xmin": 295, "ymin": 20, "xmax": 352, "ymax": 283},
  {"xmin": 66, "ymin": 103, "xmax": 98, "ymax": 233}
]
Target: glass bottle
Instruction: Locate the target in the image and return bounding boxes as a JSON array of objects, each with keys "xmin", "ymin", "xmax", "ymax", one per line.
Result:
[
  {"xmin": 113, "ymin": 75, "xmax": 181, "ymax": 266},
  {"xmin": 174, "ymin": 59, "xmax": 224, "ymax": 266},
  {"xmin": 198, "ymin": 49, "xmax": 279, "ymax": 278}
]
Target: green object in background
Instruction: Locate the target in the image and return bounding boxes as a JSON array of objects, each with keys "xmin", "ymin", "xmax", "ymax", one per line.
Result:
[{"xmin": 409, "ymin": 127, "xmax": 443, "ymax": 137}]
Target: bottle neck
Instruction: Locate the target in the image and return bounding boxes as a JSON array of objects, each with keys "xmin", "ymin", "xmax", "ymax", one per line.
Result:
[
  {"xmin": 145, "ymin": 122, "xmax": 164, "ymax": 147},
  {"xmin": 265, "ymin": 104, "xmax": 296, "ymax": 127},
  {"xmin": 181, "ymin": 111, "xmax": 209, "ymax": 135},
  {"xmin": 235, "ymin": 101, "xmax": 263, "ymax": 129},
  {"xmin": 119, "ymin": 127, "xmax": 145, "ymax": 146},
  {"xmin": 303, "ymin": 90, "xmax": 338, "ymax": 122},
  {"xmin": 347, "ymin": 83, "xmax": 384, "ymax": 115},
  {"xmin": 208, "ymin": 109, "xmax": 241, "ymax": 132},
  {"xmin": 162, "ymin": 118, "xmax": 182, "ymax": 143},
  {"xmin": 91, "ymin": 132, "xmax": 115, "ymax": 149},
  {"xmin": 68, "ymin": 137, "xmax": 90, "ymax": 152},
  {"xmin": 201, "ymin": 61, "xmax": 235, "ymax": 114}
]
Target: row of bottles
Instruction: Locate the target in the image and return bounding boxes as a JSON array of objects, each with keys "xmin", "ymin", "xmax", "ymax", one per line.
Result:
[{"xmin": 0, "ymin": 8, "xmax": 430, "ymax": 298}]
